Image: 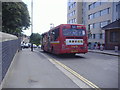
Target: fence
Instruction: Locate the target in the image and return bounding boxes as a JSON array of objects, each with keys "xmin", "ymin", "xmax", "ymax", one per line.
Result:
[{"xmin": 0, "ymin": 32, "xmax": 21, "ymax": 84}]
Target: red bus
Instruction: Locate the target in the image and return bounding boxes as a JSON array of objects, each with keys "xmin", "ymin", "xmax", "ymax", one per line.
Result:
[{"xmin": 41, "ymin": 24, "xmax": 88, "ymax": 55}]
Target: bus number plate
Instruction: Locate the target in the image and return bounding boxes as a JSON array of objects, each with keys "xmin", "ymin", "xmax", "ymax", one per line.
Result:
[{"xmin": 71, "ymin": 50, "xmax": 78, "ymax": 52}]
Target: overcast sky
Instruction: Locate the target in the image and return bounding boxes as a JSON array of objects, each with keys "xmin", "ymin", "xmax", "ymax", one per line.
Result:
[{"xmin": 22, "ymin": 0, "xmax": 67, "ymax": 36}]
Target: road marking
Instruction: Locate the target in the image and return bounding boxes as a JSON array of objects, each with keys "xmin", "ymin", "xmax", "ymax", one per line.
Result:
[
  {"xmin": 48, "ymin": 58, "xmax": 90, "ymax": 88},
  {"xmin": 41, "ymin": 52, "xmax": 101, "ymax": 90}
]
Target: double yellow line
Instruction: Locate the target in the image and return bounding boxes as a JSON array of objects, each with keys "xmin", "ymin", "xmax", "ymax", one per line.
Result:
[
  {"xmin": 53, "ymin": 59, "xmax": 101, "ymax": 90},
  {"xmin": 43, "ymin": 53, "xmax": 101, "ymax": 90}
]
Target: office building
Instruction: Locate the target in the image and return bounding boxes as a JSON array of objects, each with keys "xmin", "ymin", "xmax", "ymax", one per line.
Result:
[
  {"xmin": 67, "ymin": 0, "xmax": 120, "ymax": 49},
  {"xmin": 67, "ymin": 1, "xmax": 83, "ymax": 24},
  {"xmin": 102, "ymin": 2, "xmax": 120, "ymax": 50},
  {"xmin": 86, "ymin": 2, "xmax": 113, "ymax": 47}
]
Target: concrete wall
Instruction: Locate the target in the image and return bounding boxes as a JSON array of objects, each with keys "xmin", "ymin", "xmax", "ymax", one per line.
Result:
[
  {"xmin": 0, "ymin": 1, "xmax": 1, "ymax": 31},
  {"xmin": 0, "ymin": 32, "xmax": 21, "ymax": 84},
  {"xmin": 0, "ymin": 32, "xmax": 18, "ymax": 42}
]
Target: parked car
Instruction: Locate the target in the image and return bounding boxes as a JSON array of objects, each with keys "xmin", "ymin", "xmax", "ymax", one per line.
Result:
[
  {"xmin": 38, "ymin": 45, "xmax": 41, "ymax": 48},
  {"xmin": 21, "ymin": 43, "xmax": 30, "ymax": 49},
  {"xmin": 33, "ymin": 44, "xmax": 37, "ymax": 48},
  {"xmin": 24, "ymin": 43, "xmax": 29, "ymax": 48}
]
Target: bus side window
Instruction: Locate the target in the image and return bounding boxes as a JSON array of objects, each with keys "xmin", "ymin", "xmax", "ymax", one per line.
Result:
[
  {"xmin": 54, "ymin": 28, "xmax": 59, "ymax": 40},
  {"xmin": 50, "ymin": 31, "xmax": 54, "ymax": 41}
]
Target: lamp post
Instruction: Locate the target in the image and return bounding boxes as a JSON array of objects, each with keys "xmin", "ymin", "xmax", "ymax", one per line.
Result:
[
  {"xmin": 50, "ymin": 23, "xmax": 54, "ymax": 29},
  {"xmin": 31, "ymin": 0, "xmax": 33, "ymax": 51},
  {"xmin": 31, "ymin": 0, "xmax": 33, "ymax": 34}
]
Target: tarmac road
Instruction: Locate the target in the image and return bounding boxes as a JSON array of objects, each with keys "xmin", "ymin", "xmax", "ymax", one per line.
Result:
[{"xmin": 41, "ymin": 49, "xmax": 118, "ymax": 88}]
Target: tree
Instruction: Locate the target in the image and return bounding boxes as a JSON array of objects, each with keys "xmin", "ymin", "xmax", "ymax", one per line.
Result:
[
  {"xmin": 2, "ymin": 2, "xmax": 30, "ymax": 36},
  {"xmin": 30, "ymin": 33, "xmax": 42, "ymax": 46}
]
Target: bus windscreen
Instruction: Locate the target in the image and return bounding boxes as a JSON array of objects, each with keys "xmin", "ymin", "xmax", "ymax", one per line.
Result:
[{"xmin": 62, "ymin": 29, "xmax": 85, "ymax": 36}]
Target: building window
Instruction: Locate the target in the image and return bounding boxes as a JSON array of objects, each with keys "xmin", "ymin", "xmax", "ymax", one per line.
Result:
[
  {"xmin": 108, "ymin": 8, "xmax": 110, "ymax": 14},
  {"xmin": 73, "ymin": 19, "xmax": 75, "ymax": 23},
  {"xmin": 88, "ymin": 14, "xmax": 94, "ymax": 19},
  {"xmin": 69, "ymin": 5, "xmax": 71, "ymax": 9},
  {"xmin": 71, "ymin": 19, "xmax": 73, "ymax": 23},
  {"xmin": 69, "ymin": 20, "xmax": 71, "ymax": 24},
  {"xmin": 96, "ymin": 34, "xmax": 99, "ymax": 39},
  {"xmin": 69, "ymin": 4, "xmax": 72, "ymax": 9},
  {"xmin": 116, "ymin": 3, "xmax": 120, "ymax": 12},
  {"xmin": 88, "ymin": 1, "xmax": 111, "ymax": 10},
  {"xmin": 90, "ymin": 24, "xmax": 93, "ymax": 29},
  {"xmin": 88, "ymin": 8, "xmax": 110, "ymax": 19},
  {"xmin": 101, "ymin": 9, "xmax": 107, "ymax": 16},
  {"xmin": 70, "ymin": 12, "xmax": 72, "ymax": 16},
  {"xmin": 110, "ymin": 32, "xmax": 119, "ymax": 42},
  {"xmin": 69, "ymin": 10, "xmax": 76, "ymax": 17},
  {"xmin": 74, "ymin": 18, "xmax": 76, "ymax": 23},
  {"xmin": 69, "ymin": 20, "xmax": 70, "ymax": 24},
  {"xmin": 100, "ymin": 33, "xmax": 103, "ymax": 39},
  {"xmin": 107, "ymin": 20, "xmax": 111, "ymax": 24},
  {"xmin": 100, "ymin": 8, "xmax": 110, "ymax": 16},
  {"xmin": 88, "ymin": 34, "xmax": 92, "ymax": 39},
  {"xmin": 73, "ymin": 2, "xmax": 76, "ymax": 7},
  {"xmin": 73, "ymin": 10, "xmax": 76, "ymax": 15},
  {"xmin": 94, "ymin": 2, "xmax": 101, "ymax": 7},
  {"xmin": 88, "ymin": 25, "xmax": 90, "ymax": 30},
  {"xmin": 68, "ymin": 2, "xmax": 71, "ymax": 6},
  {"xmin": 94, "ymin": 22, "xmax": 100, "ymax": 28},
  {"xmin": 71, "ymin": 12, "xmax": 73, "ymax": 16},
  {"xmin": 100, "ymin": 21, "xmax": 107, "ymax": 27},
  {"xmin": 72, "ymin": 19, "xmax": 74, "ymax": 23},
  {"xmin": 89, "ymin": 3, "xmax": 94, "ymax": 10},
  {"xmin": 89, "ymin": 1, "xmax": 101, "ymax": 10},
  {"xmin": 100, "ymin": 20, "xmax": 110, "ymax": 28},
  {"xmin": 93, "ymin": 34, "xmax": 96, "ymax": 39},
  {"xmin": 94, "ymin": 11, "xmax": 100, "ymax": 18},
  {"xmin": 71, "ymin": 4, "xmax": 73, "ymax": 8},
  {"xmin": 88, "ymin": 24, "xmax": 93, "ymax": 30},
  {"xmin": 68, "ymin": 2, "xmax": 76, "ymax": 10}
]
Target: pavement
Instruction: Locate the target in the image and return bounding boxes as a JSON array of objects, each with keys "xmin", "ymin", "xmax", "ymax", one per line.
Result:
[
  {"xmin": 88, "ymin": 49, "xmax": 120, "ymax": 56},
  {"xmin": 1, "ymin": 48, "xmax": 79, "ymax": 88}
]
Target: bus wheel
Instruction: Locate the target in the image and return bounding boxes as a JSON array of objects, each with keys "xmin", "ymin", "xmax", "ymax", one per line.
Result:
[{"xmin": 70, "ymin": 53, "xmax": 76, "ymax": 56}]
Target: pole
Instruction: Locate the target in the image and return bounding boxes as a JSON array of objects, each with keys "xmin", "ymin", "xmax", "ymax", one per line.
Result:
[
  {"xmin": 50, "ymin": 23, "xmax": 54, "ymax": 29},
  {"xmin": 31, "ymin": 0, "xmax": 33, "ymax": 34},
  {"xmin": 31, "ymin": 0, "xmax": 33, "ymax": 51}
]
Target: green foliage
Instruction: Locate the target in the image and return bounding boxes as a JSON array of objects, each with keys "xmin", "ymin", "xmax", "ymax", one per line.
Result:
[
  {"xmin": 2, "ymin": 2, "xmax": 30, "ymax": 36},
  {"xmin": 30, "ymin": 33, "xmax": 42, "ymax": 46}
]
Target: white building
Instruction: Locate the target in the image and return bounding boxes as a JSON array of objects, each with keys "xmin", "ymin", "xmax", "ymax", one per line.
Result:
[{"xmin": 67, "ymin": 0, "xmax": 120, "ymax": 49}]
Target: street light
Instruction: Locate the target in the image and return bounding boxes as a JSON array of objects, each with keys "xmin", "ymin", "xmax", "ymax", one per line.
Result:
[
  {"xmin": 50, "ymin": 23, "xmax": 54, "ymax": 29},
  {"xmin": 31, "ymin": 0, "xmax": 33, "ymax": 34},
  {"xmin": 31, "ymin": 0, "xmax": 33, "ymax": 51}
]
